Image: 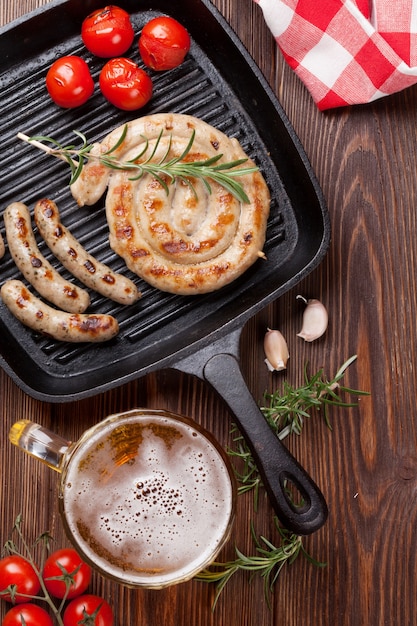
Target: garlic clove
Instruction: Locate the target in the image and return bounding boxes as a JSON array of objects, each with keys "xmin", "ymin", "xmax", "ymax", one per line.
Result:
[
  {"xmin": 264, "ymin": 328, "xmax": 289, "ymax": 371},
  {"xmin": 297, "ymin": 298, "xmax": 328, "ymax": 342}
]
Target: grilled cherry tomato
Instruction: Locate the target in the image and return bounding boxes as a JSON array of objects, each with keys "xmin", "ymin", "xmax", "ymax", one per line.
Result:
[
  {"xmin": 42, "ymin": 548, "xmax": 91, "ymax": 600},
  {"xmin": 81, "ymin": 5, "xmax": 134, "ymax": 57},
  {"xmin": 0, "ymin": 555, "xmax": 40, "ymax": 604},
  {"xmin": 46, "ymin": 56, "xmax": 94, "ymax": 108},
  {"xmin": 2, "ymin": 604, "xmax": 54, "ymax": 626},
  {"xmin": 63, "ymin": 594, "xmax": 113, "ymax": 626},
  {"xmin": 99, "ymin": 57, "xmax": 153, "ymax": 110},
  {"xmin": 138, "ymin": 16, "xmax": 191, "ymax": 71}
]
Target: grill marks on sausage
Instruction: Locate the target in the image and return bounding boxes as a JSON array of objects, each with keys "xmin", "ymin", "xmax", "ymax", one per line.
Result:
[
  {"xmin": 1, "ymin": 199, "xmax": 142, "ymax": 342},
  {"xmin": 4, "ymin": 202, "xmax": 90, "ymax": 313},
  {"xmin": 34, "ymin": 198, "xmax": 140, "ymax": 306},
  {"xmin": 1, "ymin": 280, "xmax": 119, "ymax": 343},
  {"xmin": 70, "ymin": 113, "xmax": 270, "ymax": 295}
]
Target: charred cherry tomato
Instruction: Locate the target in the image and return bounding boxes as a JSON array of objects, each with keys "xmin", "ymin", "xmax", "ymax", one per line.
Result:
[
  {"xmin": 42, "ymin": 548, "xmax": 91, "ymax": 600},
  {"xmin": 2, "ymin": 604, "xmax": 54, "ymax": 626},
  {"xmin": 0, "ymin": 555, "xmax": 40, "ymax": 604},
  {"xmin": 138, "ymin": 16, "xmax": 191, "ymax": 71},
  {"xmin": 81, "ymin": 5, "xmax": 135, "ymax": 58},
  {"xmin": 99, "ymin": 57, "xmax": 153, "ymax": 110},
  {"xmin": 46, "ymin": 56, "xmax": 94, "ymax": 108},
  {"xmin": 63, "ymin": 594, "xmax": 113, "ymax": 626}
]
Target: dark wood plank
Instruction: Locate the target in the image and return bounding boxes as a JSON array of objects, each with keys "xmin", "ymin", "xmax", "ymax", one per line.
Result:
[{"xmin": 1, "ymin": 1, "xmax": 417, "ymax": 625}]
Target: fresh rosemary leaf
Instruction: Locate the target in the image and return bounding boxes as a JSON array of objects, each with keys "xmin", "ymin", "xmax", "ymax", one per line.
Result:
[
  {"xmin": 104, "ymin": 124, "xmax": 128, "ymax": 155},
  {"xmin": 197, "ymin": 356, "xmax": 367, "ymax": 608},
  {"xmin": 196, "ymin": 521, "xmax": 324, "ymax": 609},
  {"xmin": 18, "ymin": 126, "xmax": 259, "ymax": 204},
  {"xmin": 228, "ymin": 355, "xmax": 369, "ymax": 502}
]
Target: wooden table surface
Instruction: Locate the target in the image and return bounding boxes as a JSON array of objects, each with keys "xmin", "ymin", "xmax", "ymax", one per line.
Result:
[{"xmin": 1, "ymin": 1, "xmax": 416, "ymax": 625}]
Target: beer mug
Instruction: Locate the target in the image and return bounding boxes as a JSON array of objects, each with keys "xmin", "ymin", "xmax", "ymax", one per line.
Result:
[{"xmin": 9, "ymin": 409, "xmax": 236, "ymax": 588}]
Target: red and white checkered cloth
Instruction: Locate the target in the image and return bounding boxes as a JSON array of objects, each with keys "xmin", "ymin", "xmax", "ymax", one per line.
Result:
[{"xmin": 254, "ymin": 0, "xmax": 417, "ymax": 110}]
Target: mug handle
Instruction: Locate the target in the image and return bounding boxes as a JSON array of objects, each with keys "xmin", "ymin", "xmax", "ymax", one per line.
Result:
[{"xmin": 9, "ymin": 420, "xmax": 70, "ymax": 472}]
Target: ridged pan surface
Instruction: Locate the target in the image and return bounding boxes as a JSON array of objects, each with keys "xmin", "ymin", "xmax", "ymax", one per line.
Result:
[{"xmin": 0, "ymin": 0, "xmax": 330, "ymax": 401}]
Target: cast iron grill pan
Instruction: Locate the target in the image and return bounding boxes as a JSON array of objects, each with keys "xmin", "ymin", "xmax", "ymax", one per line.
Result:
[{"xmin": 0, "ymin": 0, "xmax": 331, "ymax": 534}]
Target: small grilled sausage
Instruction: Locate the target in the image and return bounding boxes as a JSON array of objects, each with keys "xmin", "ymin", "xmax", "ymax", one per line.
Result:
[
  {"xmin": 1, "ymin": 280, "xmax": 119, "ymax": 343},
  {"xmin": 34, "ymin": 198, "xmax": 140, "ymax": 305},
  {"xmin": 0, "ymin": 232, "xmax": 5, "ymax": 259},
  {"xmin": 4, "ymin": 202, "xmax": 90, "ymax": 313}
]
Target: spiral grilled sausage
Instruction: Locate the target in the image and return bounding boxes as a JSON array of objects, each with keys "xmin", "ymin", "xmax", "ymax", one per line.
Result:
[
  {"xmin": 34, "ymin": 198, "xmax": 140, "ymax": 305},
  {"xmin": 4, "ymin": 202, "xmax": 90, "ymax": 313},
  {"xmin": 70, "ymin": 113, "xmax": 270, "ymax": 295},
  {"xmin": 1, "ymin": 280, "xmax": 119, "ymax": 343}
]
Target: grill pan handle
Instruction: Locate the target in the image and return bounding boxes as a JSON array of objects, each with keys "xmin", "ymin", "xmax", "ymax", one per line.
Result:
[
  {"xmin": 203, "ymin": 352, "xmax": 328, "ymax": 535},
  {"xmin": 174, "ymin": 328, "xmax": 328, "ymax": 535}
]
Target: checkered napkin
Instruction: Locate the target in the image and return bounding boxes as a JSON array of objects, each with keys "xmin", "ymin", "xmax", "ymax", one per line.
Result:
[{"xmin": 254, "ymin": 0, "xmax": 417, "ymax": 110}]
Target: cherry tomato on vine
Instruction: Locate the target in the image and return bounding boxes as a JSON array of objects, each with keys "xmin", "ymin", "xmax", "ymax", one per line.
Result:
[
  {"xmin": 46, "ymin": 56, "xmax": 94, "ymax": 108},
  {"xmin": 138, "ymin": 16, "xmax": 191, "ymax": 71},
  {"xmin": 42, "ymin": 548, "xmax": 91, "ymax": 600},
  {"xmin": 81, "ymin": 5, "xmax": 135, "ymax": 58},
  {"xmin": 63, "ymin": 594, "xmax": 113, "ymax": 626},
  {"xmin": 99, "ymin": 57, "xmax": 153, "ymax": 110},
  {"xmin": 0, "ymin": 556, "xmax": 40, "ymax": 604},
  {"xmin": 2, "ymin": 603, "xmax": 54, "ymax": 626}
]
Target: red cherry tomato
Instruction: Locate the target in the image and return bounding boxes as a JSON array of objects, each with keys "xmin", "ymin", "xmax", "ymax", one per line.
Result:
[
  {"xmin": 2, "ymin": 603, "xmax": 54, "ymax": 626},
  {"xmin": 0, "ymin": 555, "xmax": 40, "ymax": 604},
  {"xmin": 81, "ymin": 5, "xmax": 135, "ymax": 58},
  {"xmin": 139, "ymin": 16, "xmax": 191, "ymax": 71},
  {"xmin": 63, "ymin": 594, "xmax": 113, "ymax": 626},
  {"xmin": 46, "ymin": 56, "xmax": 94, "ymax": 108},
  {"xmin": 42, "ymin": 548, "xmax": 91, "ymax": 600},
  {"xmin": 99, "ymin": 57, "xmax": 153, "ymax": 110}
]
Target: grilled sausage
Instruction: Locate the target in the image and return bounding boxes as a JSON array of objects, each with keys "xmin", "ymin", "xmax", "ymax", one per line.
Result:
[
  {"xmin": 34, "ymin": 198, "xmax": 140, "ymax": 305},
  {"xmin": 1, "ymin": 280, "xmax": 119, "ymax": 343},
  {"xmin": 0, "ymin": 232, "xmax": 4, "ymax": 259},
  {"xmin": 4, "ymin": 202, "xmax": 90, "ymax": 313},
  {"xmin": 70, "ymin": 113, "xmax": 271, "ymax": 295}
]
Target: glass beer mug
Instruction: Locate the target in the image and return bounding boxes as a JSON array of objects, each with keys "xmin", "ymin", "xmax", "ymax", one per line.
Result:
[{"xmin": 9, "ymin": 409, "xmax": 236, "ymax": 588}]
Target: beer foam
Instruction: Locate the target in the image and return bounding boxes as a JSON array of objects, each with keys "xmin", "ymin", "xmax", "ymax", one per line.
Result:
[{"xmin": 60, "ymin": 411, "xmax": 235, "ymax": 587}]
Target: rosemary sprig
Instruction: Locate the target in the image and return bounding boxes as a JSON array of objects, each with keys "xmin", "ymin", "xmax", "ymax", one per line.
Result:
[
  {"xmin": 261, "ymin": 354, "xmax": 367, "ymax": 436},
  {"xmin": 196, "ymin": 520, "xmax": 325, "ymax": 609},
  {"xmin": 228, "ymin": 355, "xmax": 369, "ymax": 499},
  {"xmin": 17, "ymin": 127, "xmax": 259, "ymax": 204},
  {"xmin": 196, "ymin": 356, "xmax": 367, "ymax": 609}
]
